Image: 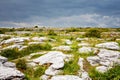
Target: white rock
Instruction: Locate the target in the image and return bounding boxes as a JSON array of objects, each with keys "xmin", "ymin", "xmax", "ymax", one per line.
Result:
[
  {"xmin": 78, "ymin": 58, "xmax": 84, "ymax": 71},
  {"xmin": 2, "ymin": 44, "xmax": 22, "ymax": 50},
  {"xmin": 96, "ymin": 66, "xmax": 108, "ymax": 73},
  {"xmin": 52, "ymin": 46, "xmax": 71, "ymax": 51},
  {"xmin": 65, "ymin": 40, "xmax": 72, "ymax": 45},
  {"xmin": 40, "ymin": 75, "xmax": 50, "ymax": 80},
  {"xmin": 28, "ymin": 42, "xmax": 43, "ymax": 45},
  {"xmin": 78, "ymin": 47, "xmax": 93, "ymax": 53},
  {"xmin": 1, "ymin": 37, "xmax": 29, "ymax": 44},
  {"xmin": 99, "ymin": 60, "xmax": 112, "ymax": 67},
  {"xmin": 97, "ymin": 49, "xmax": 120, "ymax": 59},
  {"xmin": 3, "ymin": 62, "xmax": 16, "ymax": 68},
  {"xmin": 45, "ymin": 66, "xmax": 62, "ymax": 76},
  {"xmin": 0, "ymin": 56, "xmax": 8, "ymax": 63},
  {"xmin": 50, "ymin": 75, "xmax": 82, "ymax": 80},
  {"xmin": 78, "ymin": 43, "xmax": 90, "ymax": 47},
  {"xmin": 81, "ymin": 71, "xmax": 91, "ymax": 80},
  {"xmin": 33, "ymin": 51, "xmax": 70, "ymax": 69},
  {"xmin": 27, "ymin": 62, "xmax": 37, "ymax": 67},
  {"xmin": 32, "ymin": 37, "xmax": 48, "ymax": 42},
  {"xmin": 0, "ymin": 66, "xmax": 24, "ymax": 80},
  {"xmin": 95, "ymin": 42, "xmax": 120, "ymax": 50},
  {"xmin": 87, "ymin": 56, "xmax": 100, "ymax": 66}
]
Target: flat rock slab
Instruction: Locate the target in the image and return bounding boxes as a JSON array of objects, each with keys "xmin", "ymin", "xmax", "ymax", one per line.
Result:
[
  {"xmin": 0, "ymin": 66, "xmax": 24, "ymax": 80},
  {"xmin": 95, "ymin": 42, "xmax": 120, "ymax": 50},
  {"xmin": 50, "ymin": 75, "xmax": 82, "ymax": 80}
]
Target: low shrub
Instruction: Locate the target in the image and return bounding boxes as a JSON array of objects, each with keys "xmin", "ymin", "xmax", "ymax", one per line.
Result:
[
  {"xmin": 0, "ymin": 48, "xmax": 20, "ymax": 60},
  {"xmin": 85, "ymin": 29, "xmax": 101, "ymax": 38},
  {"xmin": 47, "ymin": 30, "xmax": 57, "ymax": 36},
  {"xmin": 16, "ymin": 59, "xmax": 27, "ymax": 71}
]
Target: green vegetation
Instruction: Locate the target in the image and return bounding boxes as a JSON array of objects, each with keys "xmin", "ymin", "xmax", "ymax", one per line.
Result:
[
  {"xmin": 89, "ymin": 65, "xmax": 120, "ymax": 80},
  {"xmin": 63, "ymin": 60, "xmax": 80, "ymax": 75},
  {"xmin": 16, "ymin": 59, "xmax": 27, "ymax": 71},
  {"xmin": 30, "ymin": 54, "xmax": 43, "ymax": 59},
  {"xmin": 85, "ymin": 29, "xmax": 101, "ymax": 38},
  {"xmin": 0, "ymin": 43, "xmax": 51, "ymax": 60}
]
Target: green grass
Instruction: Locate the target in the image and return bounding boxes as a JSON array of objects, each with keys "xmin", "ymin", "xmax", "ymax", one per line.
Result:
[
  {"xmin": 30, "ymin": 54, "xmax": 43, "ymax": 59},
  {"xmin": 89, "ymin": 65, "xmax": 120, "ymax": 80}
]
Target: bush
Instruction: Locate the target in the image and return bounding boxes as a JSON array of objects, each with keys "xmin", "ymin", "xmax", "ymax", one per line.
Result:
[
  {"xmin": 47, "ymin": 30, "xmax": 57, "ymax": 36},
  {"xmin": 34, "ymin": 66, "xmax": 47, "ymax": 77},
  {"xmin": 85, "ymin": 29, "xmax": 101, "ymax": 38},
  {"xmin": 16, "ymin": 59, "xmax": 27, "ymax": 71},
  {"xmin": 0, "ymin": 48, "xmax": 20, "ymax": 60}
]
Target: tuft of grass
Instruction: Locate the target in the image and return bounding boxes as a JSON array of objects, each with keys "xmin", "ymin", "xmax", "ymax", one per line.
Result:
[
  {"xmin": 30, "ymin": 54, "xmax": 43, "ymax": 59},
  {"xmin": 63, "ymin": 60, "xmax": 80, "ymax": 75},
  {"xmin": 89, "ymin": 65, "xmax": 120, "ymax": 80}
]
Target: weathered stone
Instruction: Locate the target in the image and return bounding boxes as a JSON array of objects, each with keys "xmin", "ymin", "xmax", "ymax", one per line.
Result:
[
  {"xmin": 87, "ymin": 56, "xmax": 100, "ymax": 66},
  {"xmin": 40, "ymin": 75, "xmax": 50, "ymax": 80},
  {"xmin": 0, "ymin": 56, "xmax": 8, "ymax": 63},
  {"xmin": 50, "ymin": 75, "xmax": 82, "ymax": 80},
  {"xmin": 3, "ymin": 62, "xmax": 16, "ymax": 68},
  {"xmin": 78, "ymin": 47, "xmax": 93, "ymax": 53},
  {"xmin": 2, "ymin": 44, "xmax": 22, "ymax": 50},
  {"xmin": 32, "ymin": 37, "xmax": 48, "ymax": 42},
  {"xmin": 52, "ymin": 46, "xmax": 71, "ymax": 51},
  {"xmin": 78, "ymin": 43, "xmax": 90, "ymax": 47},
  {"xmin": 0, "ymin": 66, "xmax": 24, "ymax": 80},
  {"xmin": 65, "ymin": 40, "xmax": 72, "ymax": 45},
  {"xmin": 95, "ymin": 42, "xmax": 120, "ymax": 50},
  {"xmin": 96, "ymin": 66, "xmax": 108, "ymax": 73}
]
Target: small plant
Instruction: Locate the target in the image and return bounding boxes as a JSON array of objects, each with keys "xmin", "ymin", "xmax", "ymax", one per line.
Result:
[
  {"xmin": 16, "ymin": 59, "xmax": 27, "ymax": 71},
  {"xmin": 63, "ymin": 60, "xmax": 80, "ymax": 75},
  {"xmin": 34, "ymin": 66, "xmax": 47, "ymax": 77}
]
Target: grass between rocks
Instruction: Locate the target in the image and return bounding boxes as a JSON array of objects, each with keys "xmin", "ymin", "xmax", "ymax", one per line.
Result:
[{"xmin": 0, "ymin": 43, "xmax": 52, "ymax": 60}]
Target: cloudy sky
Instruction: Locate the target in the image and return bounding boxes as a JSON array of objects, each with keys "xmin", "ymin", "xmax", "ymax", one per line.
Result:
[{"xmin": 0, "ymin": 0, "xmax": 120, "ymax": 28}]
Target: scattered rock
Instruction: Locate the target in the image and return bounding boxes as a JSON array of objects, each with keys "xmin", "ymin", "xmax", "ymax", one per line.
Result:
[
  {"xmin": 2, "ymin": 44, "xmax": 22, "ymax": 50},
  {"xmin": 52, "ymin": 46, "xmax": 71, "ymax": 51},
  {"xmin": 0, "ymin": 37, "xmax": 29, "ymax": 45},
  {"xmin": 95, "ymin": 42, "xmax": 120, "ymax": 50},
  {"xmin": 3, "ymin": 62, "xmax": 16, "ymax": 68},
  {"xmin": 65, "ymin": 40, "xmax": 72, "ymax": 45},
  {"xmin": 87, "ymin": 56, "xmax": 100, "ymax": 66},
  {"xmin": 0, "ymin": 66, "xmax": 25, "ymax": 80},
  {"xmin": 78, "ymin": 47, "xmax": 93, "ymax": 53},
  {"xmin": 78, "ymin": 43, "xmax": 90, "ymax": 47},
  {"xmin": 50, "ymin": 75, "xmax": 82, "ymax": 80},
  {"xmin": 0, "ymin": 55, "xmax": 8, "ymax": 63},
  {"xmin": 41, "ymin": 75, "xmax": 50, "ymax": 80},
  {"xmin": 28, "ymin": 42, "xmax": 43, "ymax": 45},
  {"xmin": 32, "ymin": 37, "xmax": 48, "ymax": 42},
  {"xmin": 96, "ymin": 66, "xmax": 109, "ymax": 73}
]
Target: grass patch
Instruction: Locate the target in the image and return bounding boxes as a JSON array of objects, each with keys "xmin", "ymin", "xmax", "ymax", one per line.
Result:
[
  {"xmin": 89, "ymin": 65, "xmax": 120, "ymax": 80},
  {"xmin": 63, "ymin": 60, "xmax": 80, "ymax": 75},
  {"xmin": 30, "ymin": 54, "xmax": 43, "ymax": 59}
]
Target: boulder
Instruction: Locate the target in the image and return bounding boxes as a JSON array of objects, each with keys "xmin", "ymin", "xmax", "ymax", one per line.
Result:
[
  {"xmin": 78, "ymin": 47, "xmax": 93, "ymax": 53},
  {"xmin": 52, "ymin": 46, "xmax": 71, "ymax": 51},
  {"xmin": 87, "ymin": 56, "xmax": 100, "ymax": 66},
  {"xmin": 41, "ymin": 75, "xmax": 50, "ymax": 80},
  {"xmin": 3, "ymin": 62, "xmax": 16, "ymax": 68},
  {"xmin": 45, "ymin": 66, "xmax": 62, "ymax": 76},
  {"xmin": 33, "ymin": 51, "xmax": 71, "ymax": 69},
  {"xmin": 95, "ymin": 42, "xmax": 120, "ymax": 50},
  {"xmin": 2, "ymin": 44, "xmax": 22, "ymax": 50},
  {"xmin": 96, "ymin": 66, "xmax": 109, "ymax": 73},
  {"xmin": 65, "ymin": 40, "xmax": 72, "ymax": 45},
  {"xmin": 0, "ymin": 66, "xmax": 24, "ymax": 80},
  {"xmin": 50, "ymin": 75, "xmax": 82, "ymax": 80},
  {"xmin": 32, "ymin": 37, "xmax": 48, "ymax": 42},
  {"xmin": 0, "ymin": 55, "xmax": 8, "ymax": 63},
  {"xmin": 78, "ymin": 43, "xmax": 90, "ymax": 47},
  {"xmin": 0, "ymin": 37, "xmax": 29, "ymax": 44},
  {"xmin": 97, "ymin": 49, "xmax": 120, "ymax": 59}
]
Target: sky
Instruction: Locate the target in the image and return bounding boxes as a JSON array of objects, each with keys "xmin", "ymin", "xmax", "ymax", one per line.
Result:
[{"xmin": 0, "ymin": 0, "xmax": 120, "ymax": 28}]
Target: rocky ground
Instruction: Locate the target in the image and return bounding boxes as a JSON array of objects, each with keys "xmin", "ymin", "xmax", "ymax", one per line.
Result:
[{"xmin": 0, "ymin": 28, "xmax": 120, "ymax": 80}]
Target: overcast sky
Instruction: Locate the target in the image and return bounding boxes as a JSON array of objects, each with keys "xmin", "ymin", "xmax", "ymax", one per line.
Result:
[{"xmin": 0, "ymin": 0, "xmax": 120, "ymax": 28}]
